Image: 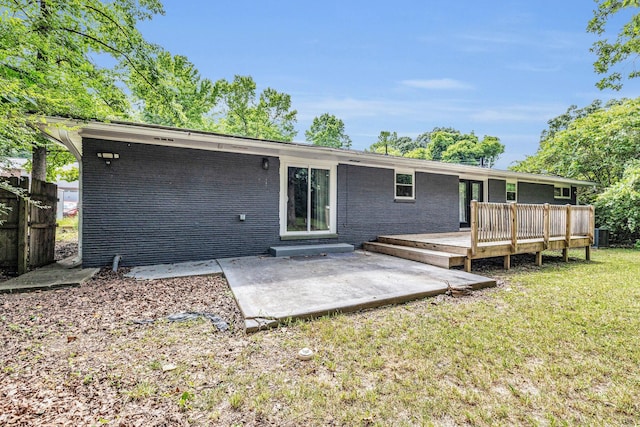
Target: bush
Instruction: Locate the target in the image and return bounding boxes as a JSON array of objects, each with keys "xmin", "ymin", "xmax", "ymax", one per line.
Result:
[{"xmin": 595, "ymin": 162, "xmax": 640, "ymax": 243}]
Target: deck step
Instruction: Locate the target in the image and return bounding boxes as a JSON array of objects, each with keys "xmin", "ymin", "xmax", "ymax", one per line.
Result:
[
  {"xmin": 377, "ymin": 235, "xmax": 469, "ymax": 255},
  {"xmin": 269, "ymin": 243, "xmax": 354, "ymax": 257},
  {"xmin": 363, "ymin": 242, "xmax": 466, "ymax": 269}
]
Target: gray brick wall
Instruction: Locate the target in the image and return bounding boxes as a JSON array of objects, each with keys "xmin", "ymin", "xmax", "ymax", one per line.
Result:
[
  {"xmin": 336, "ymin": 165, "xmax": 459, "ymax": 245},
  {"xmin": 517, "ymin": 182, "xmax": 555, "ymax": 204},
  {"xmin": 488, "ymin": 179, "xmax": 506, "ymax": 202},
  {"xmin": 82, "ymin": 139, "xmax": 281, "ymax": 267}
]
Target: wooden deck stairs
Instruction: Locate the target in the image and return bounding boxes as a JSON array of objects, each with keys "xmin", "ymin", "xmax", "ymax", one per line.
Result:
[{"xmin": 363, "ymin": 238, "xmax": 466, "ymax": 269}]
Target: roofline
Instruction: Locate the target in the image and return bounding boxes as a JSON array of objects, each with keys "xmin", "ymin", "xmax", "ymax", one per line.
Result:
[{"xmin": 40, "ymin": 117, "xmax": 595, "ymax": 187}]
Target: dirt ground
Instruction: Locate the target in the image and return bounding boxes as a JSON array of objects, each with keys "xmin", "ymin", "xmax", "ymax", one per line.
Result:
[{"xmin": 0, "ymin": 242, "xmax": 556, "ymax": 426}]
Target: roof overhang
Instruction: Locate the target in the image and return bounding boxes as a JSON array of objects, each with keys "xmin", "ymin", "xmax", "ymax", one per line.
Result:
[{"xmin": 40, "ymin": 117, "xmax": 595, "ymax": 187}]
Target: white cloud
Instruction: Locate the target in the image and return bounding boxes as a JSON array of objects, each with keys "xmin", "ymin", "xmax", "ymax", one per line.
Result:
[
  {"xmin": 400, "ymin": 78, "xmax": 474, "ymax": 90},
  {"xmin": 469, "ymin": 104, "xmax": 563, "ymax": 122}
]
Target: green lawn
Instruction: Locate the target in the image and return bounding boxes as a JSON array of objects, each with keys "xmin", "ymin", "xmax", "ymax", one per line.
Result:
[{"xmin": 204, "ymin": 249, "xmax": 640, "ymax": 425}]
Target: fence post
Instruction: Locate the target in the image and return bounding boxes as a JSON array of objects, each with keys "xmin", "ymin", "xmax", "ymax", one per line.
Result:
[
  {"xmin": 17, "ymin": 189, "xmax": 29, "ymax": 275},
  {"xmin": 510, "ymin": 202, "xmax": 517, "ymax": 253},
  {"xmin": 543, "ymin": 203, "xmax": 550, "ymax": 250},
  {"xmin": 470, "ymin": 200, "xmax": 478, "ymax": 256}
]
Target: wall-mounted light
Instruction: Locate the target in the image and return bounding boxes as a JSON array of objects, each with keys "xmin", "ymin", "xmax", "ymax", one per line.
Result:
[
  {"xmin": 97, "ymin": 152, "xmax": 120, "ymax": 165},
  {"xmin": 262, "ymin": 157, "xmax": 269, "ymax": 170}
]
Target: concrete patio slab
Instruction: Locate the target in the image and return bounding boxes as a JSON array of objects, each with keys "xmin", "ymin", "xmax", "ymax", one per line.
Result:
[
  {"xmin": 0, "ymin": 263, "xmax": 99, "ymax": 294},
  {"xmin": 218, "ymin": 251, "xmax": 496, "ymax": 332},
  {"xmin": 125, "ymin": 259, "xmax": 223, "ymax": 280}
]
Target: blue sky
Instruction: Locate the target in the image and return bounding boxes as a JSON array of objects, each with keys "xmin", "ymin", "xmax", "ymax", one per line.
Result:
[{"xmin": 137, "ymin": 1, "xmax": 640, "ymax": 169}]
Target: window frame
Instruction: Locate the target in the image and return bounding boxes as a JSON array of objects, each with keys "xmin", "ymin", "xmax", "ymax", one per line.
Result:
[
  {"xmin": 506, "ymin": 181, "xmax": 517, "ymax": 202},
  {"xmin": 394, "ymin": 170, "xmax": 415, "ymax": 200},
  {"xmin": 554, "ymin": 185, "xmax": 572, "ymax": 200},
  {"xmin": 279, "ymin": 160, "xmax": 337, "ymax": 237}
]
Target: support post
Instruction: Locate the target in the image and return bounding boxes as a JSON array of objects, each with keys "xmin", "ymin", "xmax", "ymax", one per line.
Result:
[
  {"xmin": 543, "ymin": 203, "xmax": 550, "ymax": 250},
  {"xmin": 535, "ymin": 251, "xmax": 542, "ymax": 266},
  {"xmin": 504, "ymin": 254, "xmax": 511, "ymax": 270},
  {"xmin": 562, "ymin": 248, "xmax": 569, "ymax": 262},
  {"xmin": 464, "ymin": 257, "xmax": 472, "ymax": 273},
  {"xmin": 588, "ymin": 205, "xmax": 595, "ymax": 245},
  {"xmin": 470, "ymin": 200, "xmax": 478, "ymax": 256},
  {"xmin": 565, "ymin": 204, "xmax": 572, "ymax": 247},
  {"xmin": 510, "ymin": 202, "xmax": 518, "ymax": 253},
  {"xmin": 585, "ymin": 245, "xmax": 591, "ymax": 261}
]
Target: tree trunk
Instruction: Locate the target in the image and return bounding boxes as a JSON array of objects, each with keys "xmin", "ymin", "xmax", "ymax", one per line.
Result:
[
  {"xmin": 32, "ymin": 145, "xmax": 47, "ymax": 182},
  {"xmin": 32, "ymin": 0, "xmax": 49, "ymax": 183}
]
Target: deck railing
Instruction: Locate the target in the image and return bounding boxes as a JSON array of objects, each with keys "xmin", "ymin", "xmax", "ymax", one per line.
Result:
[{"xmin": 470, "ymin": 201, "xmax": 594, "ymax": 255}]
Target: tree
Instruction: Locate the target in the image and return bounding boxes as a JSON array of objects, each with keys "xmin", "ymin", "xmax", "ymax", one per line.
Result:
[
  {"xmin": 214, "ymin": 75, "xmax": 297, "ymax": 141},
  {"xmin": 512, "ymin": 98, "xmax": 640, "ymax": 188},
  {"xmin": 588, "ymin": 0, "xmax": 640, "ymax": 90},
  {"xmin": 128, "ymin": 50, "xmax": 219, "ymax": 130},
  {"xmin": 366, "ymin": 131, "xmax": 409, "ymax": 155},
  {"xmin": 0, "ymin": 0, "xmax": 168, "ymax": 181},
  {"xmin": 305, "ymin": 113, "xmax": 352, "ymax": 148}
]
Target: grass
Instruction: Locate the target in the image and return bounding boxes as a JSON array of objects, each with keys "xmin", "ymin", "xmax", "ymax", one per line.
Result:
[
  {"xmin": 6, "ymin": 248, "xmax": 639, "ymax": 425},
  {"xmin": 183, "ymin": 248, "xmax": 639, "ymax": 425},
  {"xmin": 56, "ymin": 215, "xmax": 78, "ymax": 241}
]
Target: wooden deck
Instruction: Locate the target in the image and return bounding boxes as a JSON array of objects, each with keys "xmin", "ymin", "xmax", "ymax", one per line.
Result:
[{"xmin": 364, "ymin": 202, "xmax": 594, "ymax": 272}]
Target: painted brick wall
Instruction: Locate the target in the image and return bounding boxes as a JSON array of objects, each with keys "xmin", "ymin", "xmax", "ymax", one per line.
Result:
[
  {"xmin": 517, "ymin": 182, "xmax": 555, "ymax": 204},
  {"xmin": 488, "ymin": 179, "xmax": 506, "ymax": 203},
  {"xmin": 336, "ymin": 165, "xmax": 459, "ymax": 245},
  {"xmin": 82, "ymin": 139, "xmax": 280, "ymax": 267}
]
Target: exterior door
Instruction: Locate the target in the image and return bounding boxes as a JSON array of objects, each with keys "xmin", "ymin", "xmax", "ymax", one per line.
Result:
[{"xmin": 459, "ymin": 180, "xmax": 483, "ymax": 228}]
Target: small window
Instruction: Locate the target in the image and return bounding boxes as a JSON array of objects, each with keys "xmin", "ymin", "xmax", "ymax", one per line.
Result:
[
  {"xmin": 395, "ymin": 171, "xmax": 414, "ymax": 199},
  {"xmin": 506, "ymin": 181, "xmax": 517, "ymax": 202},
  {"xmin": 554, "ymin": 186, "xmax": 571, "ymax": 199}
]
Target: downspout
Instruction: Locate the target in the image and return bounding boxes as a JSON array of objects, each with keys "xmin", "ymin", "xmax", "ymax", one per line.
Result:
[{"xmin": 112, "ymin": 254, "xmax": 122, "ymax": 272}]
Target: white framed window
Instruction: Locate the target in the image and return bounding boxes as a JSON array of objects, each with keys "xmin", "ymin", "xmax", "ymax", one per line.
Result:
[
  {"xmin": 506, "ymin": 181, "xmax": 517, "ymax": 202},
  {"xmin": 395, "ymin": 170, "xmax": 415, "ymax": 200},
  {"xmin": 554, "ymin": 185, "xmax": 571, "ymax": 199},
  {"xmin": 280, "ymin": 160, "xmax": 337, "ymax": 236}
]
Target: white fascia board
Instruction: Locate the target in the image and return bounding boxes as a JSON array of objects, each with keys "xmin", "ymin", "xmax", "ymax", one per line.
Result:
[{"xmin": 42, "ymin": 118, "xmax": 595, "ymax": 187}]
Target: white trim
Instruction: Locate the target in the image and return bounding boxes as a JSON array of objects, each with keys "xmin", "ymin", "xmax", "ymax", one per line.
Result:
[
  {"xmin": 279, "ymin": 158, "xmax": 337, "ymax": 237},
  {"xmin": 554, "ymin": 185, "xmax": 572, "ymax": 199},
  {"xmin": 394, "ymin": 169, "xmax": 415, "ymax": 200},
  {"xmin": 40, "ymin": 117, "xmax": 595, "ymax": 187}
]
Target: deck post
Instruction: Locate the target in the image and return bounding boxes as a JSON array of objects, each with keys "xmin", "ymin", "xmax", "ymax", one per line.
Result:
[
  {"xmin": 470, "ymin": 200, "xmax": 478, "ymax": 256},
  {"xmin": 588, "ymin": 205, "xmax": 595, "ymax": 245},
  {"xmin": 565, "ymin": 204, "xmax": 572, "ymax": 247},
  {"xmin": 510, "ymin": 202, "xmax": 518, "ymax": 253},
  {"xmin": 504, "ymin": 254, "xmax": 511, "ymax": 270},
  {"xmin": 464, "ymin": 256, "xmax": 472, "ymax": 273},
  {"xmin": 535, "ymin": 251, "xmax": 542, "ymax": 266},
  {"xmin": 585, "ymin": 245, "xmax": 591, "ymax": 261},
  {"xmin": 562, "ymin": 248, "xmax": 569, "ymax": 262},
  {"xmin": 543, "ymin": 203, "xmax": 550, "ymax": 250}
]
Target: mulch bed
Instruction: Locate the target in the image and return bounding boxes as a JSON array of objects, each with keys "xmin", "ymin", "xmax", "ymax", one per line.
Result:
[{"xmin": 0, "ymin": 267, "xmax": 244, "ymax": 426}]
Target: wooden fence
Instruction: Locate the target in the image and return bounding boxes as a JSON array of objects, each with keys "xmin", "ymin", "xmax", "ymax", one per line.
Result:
[
  {"xmin": 0, "ymin": 177, "xmax": 57, "ymax": 274},
  {"xmin": 470, "ymin": 201, "xmax": 594, "ymax": 256}
]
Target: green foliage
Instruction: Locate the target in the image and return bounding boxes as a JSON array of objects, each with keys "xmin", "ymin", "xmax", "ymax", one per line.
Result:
[
  {"xmin": 128, "ymin": 50, "xmax": 219, "ymax": 129},
  {"xmin": 595, "ymin": 161, "xmax": 640, "ymax": 241},
  {"xmin": 588, "ymin": 0, "xmax": 640, "ymax": 90},
  {"xmin": 368, "ymin": 128, "xmax": 504, "ymax": 167},
  {"xmin": 305, "ymin": 113, "xmax": 352, "ymax": 148},
  {"xmin": 214, "ymin": 75, "xmax": 297, "ymax": 142},
  {"xmin": 513, "ymin": 98, "xmax": 640, "ymax": 188}
]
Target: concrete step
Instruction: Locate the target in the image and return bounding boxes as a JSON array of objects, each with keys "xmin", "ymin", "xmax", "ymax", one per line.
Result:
[
  {"xmin": 363, "ymin": 242, "xmax": 466, "ymax": 269},
  {"xmin": 269, "ymin": 243, "xmax": 354, "ymax": 257}
]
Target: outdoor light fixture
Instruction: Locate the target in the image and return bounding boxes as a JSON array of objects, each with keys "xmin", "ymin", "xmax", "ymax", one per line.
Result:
[
  {"xmin": 97, "ymin": 152, "xmax": 120, "ymax": 165},
  {"xmin": 262, "ymin": 157, "xmax": 269, "ymax": 170}
]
